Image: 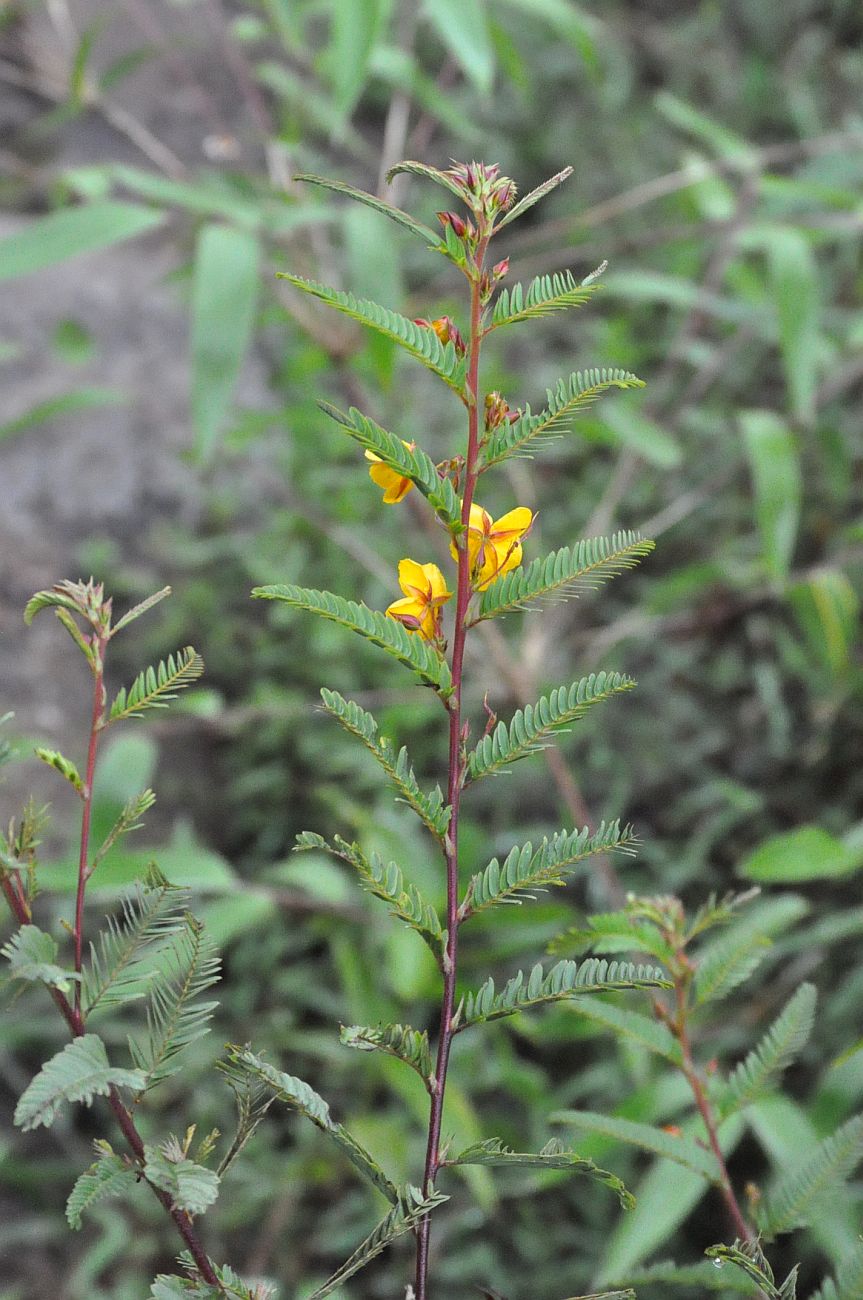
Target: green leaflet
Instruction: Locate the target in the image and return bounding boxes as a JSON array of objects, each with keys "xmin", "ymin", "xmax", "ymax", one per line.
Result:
[
  {"xmin": 151, "ymin": 1260, "xmax": 270, "ymax": 1300},
  {"xmin": 226, "ymin": 1048, "xmax": 399, "ymax": 1204},
  {"xmin": 90, "ymin": 789, "xmax": 157, "ymax": 874},
  {"xmin": 295, "ymin": 831, "xmax": 444, "ymax": 961},
  {"xmin": 464, "ymin": 821, "xmax": 638, "ymax": 916},
  {"xmin": 307, "ymin": 1184, "xmax": 449, "ymax": 1299},
  {"xmin": 14, "ymin": 1034, "xmax": 146, "ymax": 1131},
  {"xmin": 694, "ymin": 895, "xmax": 808, "ymax": 1004},
  {"xmin": 554, "ymin": 1111, "xmax": 721, "ymax": 1181},
  {"xmin": 320, "ymin": 689, "xmax": 450, "ymax": 839},
  {"xmin": 565, "ymin": 997, "xmax": 684, "ymax": 1066},
  {"xmin": 705, "ymin": 1241, "xmax": 799, "ymax": 1299},
  {"xmin": 2, "ymin": 924, "xmax": 81, "ymax": 993},
  {"xmin": 445, "ymin": 1137, "xmax": 634, "ymax": 1209},
  {"xmin": 456, "ymin": 959, "xmax": 670, "ymax": 1031},
  {"xmin": 340, "ymin": 1022, "xmax": 433, "ymax": 1089},
  {"xmin": 318, "ymin": 402, "xmax": 462, "ymax": 530},
  {"xmin": 467, "ymin": 673, "xmax": 636, "ymax": 780},
  {"xmin": 108, "ymin": 648, "xmax": 204, "ymax": 723},
  {"xmin": 252, "ymin": 585, "xmax": 453, "ymax": 696},
  {"xmin": 34, "ymin": 747, "xmax": 84, "ymax": 794},
  {"xmin": 494, "ymin": 166, "xmax": 574, "ymax": 230},
  {"xmin": 489, "ymin": 270, "xmax": 600, "ymax": 329},
  {"xmin": 128, "ymin": 916, "xmax": 220, "ymax": 1091},
  {"xmin": 482, "ymin": 368, "xmax": 644, "ymax": 468},
  {"xmin": 758, "ymin": 1113, "xmax": 863, "ymax": 1239},
  {"xmin": 143, "ymin": 1142, "xmax": 220, "ymax": 1216},
  {"xmin": 82, "ymin": 868, "xmax": 187, "ymax": 1015},
  {"xmin": 809, "ymin": 1239, "xmax": 863, "ymax": 1300},
  {"xmin": 294, "ymin": 172, "xmax": 442, "ymax": 246},
  {"xmin": 550, "ymin": 908, "xmax": 678, "ymax": 966},
  {"xmin": 475, "ymin": 532, "xmax": 654, "ymax": 621},
  {"xmin": 717, "ymin": 983, "xmax": 816, "ymax": 1119},
  {"xmin": 277, "ymin": 273, "xmax": 467, "ymax": 395},
  {"xmin": 66, "ymin": 1143, "xmax": 136, "ymax": 1229}
]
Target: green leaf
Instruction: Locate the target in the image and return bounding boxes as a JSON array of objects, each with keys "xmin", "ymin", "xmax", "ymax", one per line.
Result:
[
  {"xmin": 809, "ymin": 1239, "xmax": 863, "ymax": 1300},
  {"xmin": 551, "ymin": 908, "xmax": 677, "ymax": 966},
  {"xmin": 319, "ymin": 689, "xmax": 450, "ymax": 839},
  {"xmin": 0, "ymin": 386, "xmax": 126, "ymax": 442},
  {"xmin": 467, "ymin": 673, "xmax": 636, "ymax": 780},
  {"xmin": 464, "ymin": 820, "xmax": 638, "ymax": 916},
  {"xmin": 767, "ymin": 228, "xmax": 819, "ymax": 425},
  {"xmin": 553, "ymin": 1111, "xmax": 721, "ymax": 1180},
  {"xmin": 385, "ymin": 159, "xmax": 467, "ymax": 201},
  {"xmin": 482, "ymin": 369, "xmax": 644, "ymax": 468},
  {"xmin": 14, "ymin": 1034, "xmax": 146, "ymax": 1131},
  {"xmin": 82, "ymin": 867, "xmax": 187, "ymax": 1015},
  {"xmin": 457, "ymin": 958, "xmax": 670, "ymax": 1031},
  {"xmin": 565, "ymin": 998, "xmax": 684, "ymax": 1066},
  {"xmin": 789, "ymin": 568, "xmax": 860, "ymax": 683},
  {"xmin": 617, "ymin": 1258, "xmax": 760, "ymax": 1293},
  {"xmin": 318, "ymin": 402, "xmax": 462, "ymax": 528},
  {"xmin": 143, "ymin": 1142, "xmax": 220, "ymax": 1216},
  {"xmin": 423, "ymin": 0, "xmax": 494, "ymax": 94},
  {"xmin": 490, "ymin": 270, "xmax": 599, "ymax": 329},
  {"xmin": 295, "ymin": 832, "xmax": 444, "ymax": 960},
  {"xmin": 694, "ymin": 895, "xmax": 808, "ymax": 1004},
  {"xmin": 340, "ymin": 1022, "xmax": 433, "ymax": 1089},
  {"xmin": 307, "ymin": 1183, "xmax": 448, "ymax": 1299},
  {"xmin": 226, "ymin": 1048, "xmax": 399, "ymax": 1204},
  {"xmin": 108, "ymin": 648, "xmax": 205, "ymax": 722},
  {"xmin": 718, "ymin": 983, "xmax": 816, "ymax": 1119},
  {"xmin": 294, "ymin": 173, "xmax": 441, "ymax": 245},
  {"xmin": 23, "ymin": 583, "xmax": 90, "ymax": 626},
  {"xmin": 0, "ymin": 203, "xmax": 164, "ymax": 281},
  {"xmin": 475, "ymin": 531, "xmax": 654, "ymax": 621},
  {"xmin": 740, "ymin": 409, "xmax": 801, "ymax": 586},
  {"xmin": 324, "ymin": 0, "xmax": 382, "ymax": 117},
  {"xmin": 191, "ymin": 223, "xmax": 260, "ymax": 461},
  {"xmin": 759, "ymin": 1114, "xmax": 863, "ymax": 1238},
  {"xmin": 90, "ymin": 789, "xmax": 157, "ymax": 873},
  {"xmin": 111, "ymin": 586, "xmax": 172, "ymax": 636},
  {"xmin": 446, "ymin": 1137, "xmax": 634, "ymax": 1208},
  {"xmin": 34, "ymin": 746, "xmax": 84, "ymax": 793},
  {"xmin": 739, "ymin": 825, "xmax": 863, "ymax": 884},
  {"xmin": 2, "ymin": 924, "xmax": 81, "ymax": 992},
  {"xmin": 128, "ymin": 915, "xmax": 220, "ymax": 1090},
  {"xmin": 494, "ymin": 166, "xmax": 574, "ymax": 230},
  {"xmin": 704, "ymin": 1240, "xmax": 798, "ymax": 1300},
  {"xmin": 252, "ymin": 585, "xmax": 453, "ymax": 696},
  {"xmin": 66, "ymin": 1143, "xmax": 136, "ymax": 1229},
  {"xmin": 600, "ymin": 400, "xmax": 684, "ymax": 469},
  {"xmin": 277, "ymin": 274, "xmax": 466, "ymax": 396}
]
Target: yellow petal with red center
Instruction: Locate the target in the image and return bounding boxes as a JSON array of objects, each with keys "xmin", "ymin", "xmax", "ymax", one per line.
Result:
[
  {"xmin": 386, "ymin": 595, "xmax": 425, "ymax": 626},
  {"xmin": 397, "ymin": 558, "xmax": 431, "ymax": 600},
  {"xmin": 475, "ymin": 541, "xmax": 522, "ymax": 591},
  {"xmin": 367, "ymin": 459, "xmax": 414, "ymax": 504},
  {"xmin": 422, "ymin": 563, "xmax": 452, "ymax": 605},
  {"xmin": 490, "ymin": 506, "xmax": 533, "ymax": 541}
]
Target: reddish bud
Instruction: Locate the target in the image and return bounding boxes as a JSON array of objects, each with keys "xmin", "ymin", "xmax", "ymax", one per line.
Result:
[
  {"xmin": 484, "ymin": 390, "xmax": 511, "ymax": 431},
  {"xmin": 493, "ymin": 258, "xmax": 510, "ymax": 279},
  {"xmin": 497, "ymin": 181, "xmax": 515, "ymax": 209},
  {"xmin": 437, "ymin": 210, "xmax": 468, "ymax": 239}
]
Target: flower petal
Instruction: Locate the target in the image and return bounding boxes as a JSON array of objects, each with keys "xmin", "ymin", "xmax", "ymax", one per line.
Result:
[
  {"xmin": 397, "ymin": 558, "xmax": 431, "ymax": 599},
  {"xmin": 422, "ymin": 563, "xmax": 453, "ymax": 604},
  {"xmin": 490, "ymin": 507, "xmax": 533, "ymax": 540}
]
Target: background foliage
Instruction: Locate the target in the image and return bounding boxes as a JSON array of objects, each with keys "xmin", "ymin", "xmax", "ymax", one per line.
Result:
[{"xmin": 1, "ymin": 0, "xmax": 862, "ymax": 1296}]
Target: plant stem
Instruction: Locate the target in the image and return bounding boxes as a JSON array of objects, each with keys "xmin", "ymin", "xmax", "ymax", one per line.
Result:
[
  {"xmin": 673, "ymin": 977, "xmax": 753, "ymax": 1243},
  {"xmin": 414, "ymin": 237, "xmax": 489, "ymax": 1299},
  {"xmin": 73, "ymin": 642, "xmax": 106, "ymax": 1014}
]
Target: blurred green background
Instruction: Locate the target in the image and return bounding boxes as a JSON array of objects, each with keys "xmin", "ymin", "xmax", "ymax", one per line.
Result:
[{"xmin": 0, "ymin": 1, "xmax": 862, "ymax": 1297}]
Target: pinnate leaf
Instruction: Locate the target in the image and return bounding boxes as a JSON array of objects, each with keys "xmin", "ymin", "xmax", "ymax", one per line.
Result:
[{"xmin": 14, "ymin": 1034, "xmax": 145, "ymax": 1130}]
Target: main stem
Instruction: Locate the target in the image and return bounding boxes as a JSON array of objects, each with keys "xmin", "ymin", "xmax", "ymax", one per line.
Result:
[
  {"xmin": 673, "ymin": 978, "xmax": 753, "ymax": 1243},
  {"xmin": 414, "ymin": 240, "xmax": 489, "ymax": 1300}
]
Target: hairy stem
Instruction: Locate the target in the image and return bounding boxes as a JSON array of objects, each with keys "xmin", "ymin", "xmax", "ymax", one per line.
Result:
[
  {"xmin": 73, "ymin": 643, "xmax": 106, "ymax": 1014},
  {"xmin": 415, "ymin": 237, "xmax": 489, "ymax": 1299},
  {"xmin": 673, "ymin": 977, "xmax": 753, "ymax": 1243}
]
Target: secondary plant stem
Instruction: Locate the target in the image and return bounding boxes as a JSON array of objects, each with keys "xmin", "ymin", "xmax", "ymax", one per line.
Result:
[
  {"xmin": 73, "ymin": 643, "xmax": 106, "ymax": 1013},
  {"xmin": 415, "ymin": 236, "xmax": 489, "ymax": 1299}
]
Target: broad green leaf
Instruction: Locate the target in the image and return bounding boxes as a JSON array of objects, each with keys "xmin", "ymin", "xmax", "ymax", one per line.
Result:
[
  {"xmin": 655, "ymin": 92, "xmax": 756, "ymax": 159},
  {"xmin": 740, "ymin": 409, "xmax": 801, "ymax": 586},
  {"xmin": 2, "ymin": 924, "xmax": 80, "ymax": 992},
  {"xmin": 494, "ymin": 0, "xmax": 599, "ymax": 63},
  {"xmin": 767, "ymin": 227, "xmax": 820, "ymax": 425},
  {"xmin": 789, "ymin": 569, "xmax": 860, "ymax": 682},
  {"xmin": 191, "ymin": 223, "xmax": 260, "ymax": 461},
  {"xmin": 14, "ymin": 1034, "xmax": 145, "ymax": 1131},
  {"xmin": 423, "ymin": 0, "xmax": 494, "ymax": 95},
  {"xmin": 0, "ymin": 203, "xmax": 164, "ymax": 281},
  {"xmin": 600, "ymin": 399, "xmax": 683, "ymax": 469},
  {"xmin": 66, "ymin": 1144, "xmax": 137, "ymax": 1229},
  {"xmin": 226, "ymin": 1048, "xmax": 399, "ymax": 1204},
  {"xmin": 324, "ymin": 0, "xmax": 382, "ymax": 117},
  {"xmin": 554, "ymin": 1111, "xmax": 721, "ymax": 1180},
  {"xmin": 738, "ymin": 826, "xmax": 863, "ymax": 883}
]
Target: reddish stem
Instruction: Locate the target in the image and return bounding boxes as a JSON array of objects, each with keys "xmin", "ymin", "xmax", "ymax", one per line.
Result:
[
  {"xmin": 673, "ymin": 978, "xmax": 753, "ymax": 1243},
  {"xmin": 414, "ymin": 237, "xmax": 490, "ymax": 1299},
  {"xmin": 73, "ymin": 645, "xmax": 106, "ymax": 1013}
]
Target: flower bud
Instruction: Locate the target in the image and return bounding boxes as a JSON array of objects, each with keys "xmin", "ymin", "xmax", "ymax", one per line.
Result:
[
  {"xmin": 493, "ymin": 258, "xmax": 510, "ymax": 280},
  {"xmin": 484, "ymin": 391, "xmax": 511, "ymax": 431},
  {"xmin": 437, "ymin": 210, "xmax": 467, "ymax": 238}
]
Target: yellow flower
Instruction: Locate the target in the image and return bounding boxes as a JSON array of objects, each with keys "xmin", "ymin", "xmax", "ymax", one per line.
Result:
[
  {"xmin": 386, "ymin": 559, "xmax": 453, "ymax": 641},
  {"xmin": 364, "ymin": 442, "xmax": 415, "ymax": 504},
  {"xmin": 451, "ymin": 502, "xmax": 533, "ymax": 591}
]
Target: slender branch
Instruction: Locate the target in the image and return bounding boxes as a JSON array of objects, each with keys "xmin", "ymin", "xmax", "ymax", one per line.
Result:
[
  {"xmin": 73, "ymin": 640, "xmax": 106, "ymax": 1014},
  {"xmin": 415, "ymin": 234, "xmax": 490, "ymax": 1299}
]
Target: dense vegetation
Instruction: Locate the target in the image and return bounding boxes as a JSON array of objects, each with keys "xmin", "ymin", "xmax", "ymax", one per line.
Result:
[{"xmin": 1, "ymin": 1, "xmax": 862, "ymax": 1296}]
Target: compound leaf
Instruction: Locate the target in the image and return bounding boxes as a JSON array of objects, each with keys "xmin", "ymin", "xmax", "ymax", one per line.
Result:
[
  {"xmin": 14, "ymin": 1034, "xmax": 145, "ymax": 1130},
  {"xmin": 66, "ymin": 1143, "xmax": 137, "ymax": 1229},
  {"xmin": 446, "ymin": 1136, "xmax": 634, "ymax": 1208},
  {"xmin": 108, "ymin": 648, "xmax": 204, "ymax": 723},
  {"xmin": 457, "ymin": 959, "xmax": 670, "ymax": 1031}
]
